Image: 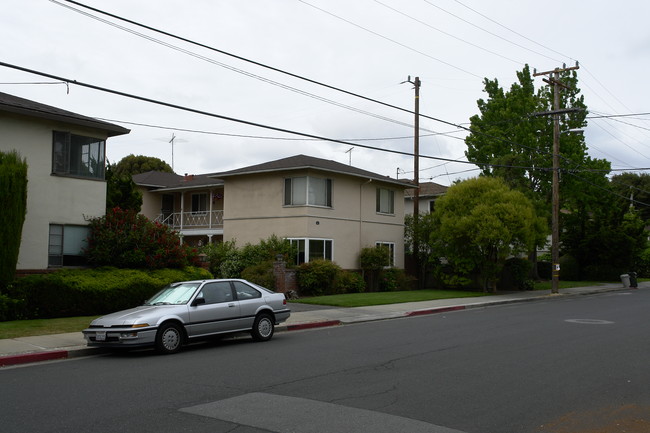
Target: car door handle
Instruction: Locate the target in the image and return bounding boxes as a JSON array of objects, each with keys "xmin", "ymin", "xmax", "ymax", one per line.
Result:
[{"xmin": 228, "ymin": 303, "xmax": 236, "ymax": 308}]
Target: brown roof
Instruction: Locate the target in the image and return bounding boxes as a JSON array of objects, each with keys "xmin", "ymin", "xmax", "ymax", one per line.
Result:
[
  {"xmin": 0, "ymin": 92, "xmax": 129, "ymax": 137},
  {"xmin": 212, "ymin": 154, "xmax": 412, "ymax": 188},
  {"xmin": 404, "ymin": 181, "xmax": 448, "ymax": 198},
  {"xmin": 132, "ymin": 171, "xmax": 223, "ymax": 191}
]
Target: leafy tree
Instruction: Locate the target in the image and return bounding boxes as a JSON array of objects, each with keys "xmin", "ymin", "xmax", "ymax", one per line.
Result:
[
  {"xmin": 562, "ymin": 193, "xmax": 647, "ymax": 280},
  {"xmin": 86, "ymin": 207, "xmax": 198, "ymax": 269},
  {"xmin": 105, "ymin": 162, "xmax": 142, "ymax": 212},
  {"xmin": 464, "ymin": 65, "xmax": 611, "ymax": 276},
  {"xmin": 113, "ymin": 154, "xmax": 173, "ymax": 178},
  {"xmin": 429, "ymin": 177, "xmax": 547, "ymax": 292},
  {"xmin": 609, "ymin": 172, "xmax": 650, "ymax": 222},
  {"xmin": 404, "ymin": 213, "xmax": 436, "ymax": 287},
  {"xmin": 0, "ymin": 151, "xmax": 28, "ymax": 286}
]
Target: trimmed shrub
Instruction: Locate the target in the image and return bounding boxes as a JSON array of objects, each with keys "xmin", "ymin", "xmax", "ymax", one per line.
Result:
[
  {"xmin": 379, "ymin": 268, "xmax": 415, "ymax": 291},
  {"xmin": 2, "ymin": 266, "xmax": 212, "ymax": 319},
  {"xmin": 86, "ymin": 207, "xmax": 199, "ymax": 269},
  {"xmin": 0, "ymin": 150, "xmax": 28, "ymax": 286},
  {"xmin": 241, "ymin": 261, "xmax": 276, "ymax": 289},
  {"xmin": 360, "ymin": 245, "xmax": 390, "ymax": 291},
  {"xmin": 334, "ymin": 271, "xmax": 366, "ymax": 294},
  {"xmin": 202, "ymin": 235, "xmax": 296, "ymax": 278},
  {"xmin": 559, "ymin": 254, "xmax": 580, "ymax": 281},
  {"xmin": 296, "ymin": 259, "xmax": 342, "ymax": 296}
]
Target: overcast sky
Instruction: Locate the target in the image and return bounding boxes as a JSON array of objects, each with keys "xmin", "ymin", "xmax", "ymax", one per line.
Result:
[{"xmin": 2, "ymin": 0, "xmax": 649, "ymax": 185}]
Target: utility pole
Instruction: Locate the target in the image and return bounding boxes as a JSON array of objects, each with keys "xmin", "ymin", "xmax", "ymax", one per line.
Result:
[
  {"xmin": 403, "ymin": 76, "xmax": 421, "ymax": 287},
  {"xmin": 533, "ymin": 63, "xmax": 579, "ymax": 294}
]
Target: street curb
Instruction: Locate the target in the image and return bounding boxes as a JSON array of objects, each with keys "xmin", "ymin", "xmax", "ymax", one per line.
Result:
[
  {"xmin": 0, "ymin": 285, "xmax": 634, "ymax": 367},
  {"xmin": 285, "ymin": 320, "xmax": 342, "ymax": 331},
  {"xmin": 0, "ymin": 350, "xmax": 68, "ymax": 367}
]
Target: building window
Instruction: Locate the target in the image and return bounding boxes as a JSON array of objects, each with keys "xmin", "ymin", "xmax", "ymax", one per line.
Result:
[
  {"xmin": 191, "ymin": 193, "xmax": 208, "ymax": 214},
  {"xmin": 376, "ymin": 188, "xmax": 395, "ymax": 214},
  {"xmin": 429, "ymin": 200, "xmax": 436, "ymax": 213},
  {"xmin": 48, "ymin": 224, "xmax": 90, "ymax": 267},
  {"xmin": 52, "ymin": 131, "xmax": 105, "ymax": 180},
  {"xmin": 376, "ymin": 242, "xmax": 395, "ymax": 267},
  {"xmin": 289, "ymin": 238, "xmax": 333, "ymax": 264},
  {"xmin": 284, "ymin": 176, "xmax": 332, "ymax": 207}
]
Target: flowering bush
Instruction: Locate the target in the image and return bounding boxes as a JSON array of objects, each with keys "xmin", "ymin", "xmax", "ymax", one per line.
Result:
[{"xmin": 86, "ymin": 207, "xmax": 199, "ymax": 269}]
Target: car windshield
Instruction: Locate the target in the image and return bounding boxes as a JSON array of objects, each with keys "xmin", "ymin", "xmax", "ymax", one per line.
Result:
[{"xmin": 144, "ymin": 283, "xmax": 201, "ymax": 305}]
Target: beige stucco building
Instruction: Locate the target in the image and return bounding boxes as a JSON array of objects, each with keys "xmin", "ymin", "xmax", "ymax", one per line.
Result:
[
  {"xmin": 0, "ymin": 92, "xmax": 129, "ymax": 270},
  {"xmin": 135, "ymin": 155, "xmax": 412, "ymax": 269}
]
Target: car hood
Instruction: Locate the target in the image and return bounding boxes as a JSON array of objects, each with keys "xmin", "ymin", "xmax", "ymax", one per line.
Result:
[{"xmin": 91, "ymin": 305, "xmax": 166, "ymax": 327}]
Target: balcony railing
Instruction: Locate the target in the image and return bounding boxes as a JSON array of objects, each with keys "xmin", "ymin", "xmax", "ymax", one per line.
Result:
[{"xmin": 154, "ymin": 210, "xmax": 224, "ymax": 230}]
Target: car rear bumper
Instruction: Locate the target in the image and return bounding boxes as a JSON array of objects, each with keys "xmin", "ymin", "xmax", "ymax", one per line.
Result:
[{"xmin": 274, "ymin": 309, "xmax": 291, "ymax": 324}]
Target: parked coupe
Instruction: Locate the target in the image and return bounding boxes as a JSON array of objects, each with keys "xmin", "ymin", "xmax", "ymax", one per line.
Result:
[{"xmin": 82, "ymin": 279, "xmax": 290, "ymax": 354}]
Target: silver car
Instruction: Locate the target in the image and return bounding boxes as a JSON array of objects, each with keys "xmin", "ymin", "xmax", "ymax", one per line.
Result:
[{"xmin": 82, "ymin": 279, "xmax": 290, "ymax": 354}]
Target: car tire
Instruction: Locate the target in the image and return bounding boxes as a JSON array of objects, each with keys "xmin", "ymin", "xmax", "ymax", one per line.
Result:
[
  {"xmin": 155, "ymin": 322, "xmax": 183, "ymax": 354},
  {"xmin": 251, "ymin": 313, "xmax": 274, "ymax": 342}
]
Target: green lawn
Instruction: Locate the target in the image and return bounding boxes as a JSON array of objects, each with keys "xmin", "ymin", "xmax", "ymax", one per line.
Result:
[
  {"xmin": 0, "ymin": 316, "xmax": 99, "ymax": 340},
  {"xmin": 291, "ymin": 289, "xmax": 490, "ymax": 308}
]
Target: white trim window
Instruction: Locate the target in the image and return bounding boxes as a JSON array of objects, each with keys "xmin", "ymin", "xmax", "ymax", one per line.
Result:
[
  {"xmin": 48, "ymin": 224, "xmax": 90, "ymax": 267},
  {"xmin": 284, "ymin": 176, "xmax": 332, "ymax": 207},
  {"xmin": 375, "ymin": 241, "xmax": 395, "ymax": 267},
  {"xmin": 289, "ymin": 238, "xmax": 333, "ymax": 264},
  {"xmin": 52, "ymin": 131, "xmax": 106, "ymax": 180},
  {"xmin": 376, "ymin": 187, "xmax": 395, "ymax": 215}
]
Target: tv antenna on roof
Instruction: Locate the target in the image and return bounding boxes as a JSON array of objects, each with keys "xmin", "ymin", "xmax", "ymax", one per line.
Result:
[
  {"xmin": 345, "ymin": 147, "xmax": 354, "ymax": 165},
  {"xmin": 156, "ymin": 132, "xmax": 188, "ymax": 172}
]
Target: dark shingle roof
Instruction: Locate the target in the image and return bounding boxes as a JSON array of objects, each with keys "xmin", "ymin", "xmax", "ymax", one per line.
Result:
[
  {"xmin": 132, "ymin": 171, "xmax": 223, "ymax": 191},
  {"xmin": 211, "ymin": 154, "xmax": 412, "ymax": 187},
  {"xmin": 0, "ymin": 92, "xmax": 129, "ymax": 137},
  {"xmin": 404, "ymin": 181, "xmax": 448, "ymax": 198}
]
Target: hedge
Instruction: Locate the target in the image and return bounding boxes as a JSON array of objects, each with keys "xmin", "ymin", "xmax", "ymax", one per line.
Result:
[{"xmin": 1, "ymin": 266, "xmax": 212, "ymax": 320}]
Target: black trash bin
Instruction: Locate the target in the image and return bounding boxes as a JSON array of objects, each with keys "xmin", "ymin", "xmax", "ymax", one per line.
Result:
[{"xmin": 629, "ymin": 272, "xmax": 638, "ymax": 288}]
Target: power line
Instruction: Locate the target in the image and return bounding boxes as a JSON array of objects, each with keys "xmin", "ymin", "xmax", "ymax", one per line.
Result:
[
  {"xmin": 50, "ymin": 0, "xmax": 428, "ymax": 134},
  {"xmin": 54, "ymin": 0, "xmax": 469, "ymax": 135},
  {"xmin": 373, "ymin": 0, "xmax": 524, "ymax": 65},
  {"xmin": 450, "ymin": 0, "xmax": 572, "ymax": 63},
  {"xmin": 296, "ymin": 0, "xmax": 483, "ymax": 79},
  {"xmin": 0, "ymin": 60, "xmax": 476, "ymax": 167}
]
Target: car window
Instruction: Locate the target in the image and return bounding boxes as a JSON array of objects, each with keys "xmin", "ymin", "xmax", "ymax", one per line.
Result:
[
  {"xmin": 198, "ymin": 282, "xmax": 234, "ymax": 305},
  {"xmin": 233, "ymin": 281, "xmax": 262, "ymax": 300},
  {"xmin": 146, "ymin": 283, "xmax": 200, "ymax": 305}
]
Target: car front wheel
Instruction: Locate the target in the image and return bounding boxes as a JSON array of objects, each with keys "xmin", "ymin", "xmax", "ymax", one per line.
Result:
[
  {"xmin": 155, "ymin": 322, "xmax": 183, "ymax": 354},
  {"xmin": 251, "ymin": 313, "xmax": 274, "ymax": 342}
]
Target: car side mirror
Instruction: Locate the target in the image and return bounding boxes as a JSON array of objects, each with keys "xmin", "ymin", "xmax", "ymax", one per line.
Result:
[{"xmin": 192, "ymin": 297, "xmax": 206, "ymax": 307}]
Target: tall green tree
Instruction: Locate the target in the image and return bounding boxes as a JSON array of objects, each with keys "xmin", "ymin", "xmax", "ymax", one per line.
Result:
[
  {"xmin": 113, "ymin": 154, "xmax": 173, "ymax": 177},
  {"xmin": 0, "ymin": 151, "xmax": 28, "ymax": 286},
  {"xmin": 609, "ymin": 172, "xmax": 650, "ymax": 222},
  {"xmin": 464, "ymin": 65, "xmax": 611, "ymax": 276},
  {"xmin": 428, "ymin": 177, "xmax": 546, "ymax": 292},
  {"xmin": 105, "ymin": 162, "xmax": 142, "ymax": 212}
]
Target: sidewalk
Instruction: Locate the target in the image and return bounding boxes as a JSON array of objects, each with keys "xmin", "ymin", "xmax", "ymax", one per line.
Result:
[{"xmin": 1, "ymin": 282, "xmax": 642, "ymax": 367}]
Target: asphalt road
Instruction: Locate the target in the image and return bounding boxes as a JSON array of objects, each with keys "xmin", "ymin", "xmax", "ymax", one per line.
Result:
[{"xmin": 1, "ymin": 289, "xmax": 649, "ymax": 433}]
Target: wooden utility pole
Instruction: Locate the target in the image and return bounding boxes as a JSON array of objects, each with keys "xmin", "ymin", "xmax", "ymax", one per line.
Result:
[
  {"xmin": 533, "ymin": 63, "xmax": 579, "ymax": 294},
  {"xmin": 404, "ymin": 76, "xmax": 421, "ymax": 287}
]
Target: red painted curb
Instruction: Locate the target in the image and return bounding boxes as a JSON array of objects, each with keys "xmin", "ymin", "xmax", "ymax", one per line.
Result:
[
  {"xmin": 0, "ymin": 350, "xmax": 68, "ymax": 367},
  {"xmin": 406, "ymin": 305, "xmax": 466, "ymax": 317},
  {"xmin": 287, "ymin": 320, "xmax": 342, "ymax": 331}
]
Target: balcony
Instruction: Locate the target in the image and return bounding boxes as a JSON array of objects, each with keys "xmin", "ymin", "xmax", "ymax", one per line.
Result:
[{"xmin": 154, "ymin": 210, "xmax": 224, "ymax": 230}]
